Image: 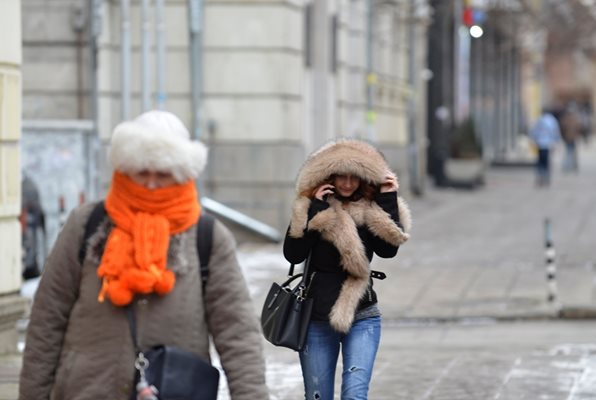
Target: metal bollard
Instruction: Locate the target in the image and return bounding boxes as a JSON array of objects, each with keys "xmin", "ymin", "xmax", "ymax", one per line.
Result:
[{"xmin": 544, "ymin": 218, "xmax": 558, "ymax": 304}]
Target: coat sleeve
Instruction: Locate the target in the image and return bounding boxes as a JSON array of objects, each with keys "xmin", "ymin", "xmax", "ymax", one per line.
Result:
[
  {"xmin": 283, "ymin": 198, "xmax": 326, "ymax": 263},
  {"xmin": 203, "ymin": 221, "xmax": 269, "ymax": 400},
  {"xmin": 19, "ymin": 205, "xmax": 90, "ymax": 400},
  {"xmin": 282, "ymin": 226, "xmax": 319, "ymax": 264},
  {"xmin": 368, "ymin": 191, "xmax": 402, "ymax": 258}
]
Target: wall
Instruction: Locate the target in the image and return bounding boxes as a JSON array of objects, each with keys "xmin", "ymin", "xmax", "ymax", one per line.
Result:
[
  {"xmin": 201, "ymin": 1, "xmax": 305, "ymax": 230},
  {"xmin": 20, "ymin": 0, "xmax": 426, "ymax": 235},
  {"xmin": 21, "ymin": 0, "xmax": 87, "ymax": 119}
]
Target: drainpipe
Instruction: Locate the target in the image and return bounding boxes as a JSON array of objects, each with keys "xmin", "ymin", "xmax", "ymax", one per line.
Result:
[
  {"xmin": 311, "ymin": 0, "xmax": 331, "ymax": 148},
  {"xmin": 407, "ymin": 0, "xmax": 421, "ymax": 195},
  {"xmin": 497, "ymin": 40, "xmax": 506, "ymax": 158},
  {"xmin": 365, "ymin": 0, "xmax": 376, "ymax": 141},
  {"xmin": 88, "ymin": 0, "xmax": 103, "ymax": 199},
  {"xmin": 188, "ymin": 0, "xmax": 204, "ymax": 140},
  {"xmin": 141, "ymin": 0, "xmax": 151, "ymax": 111},
  {"xmin": 121, "ymin": 0, "xmax": 131, "ymax": 120},
  {"xmin": 512, "ymin": 47, "xmax": 521, "ymax": 142},
  {"xmin": 155, "ymin": 0, "xmax": 166, "ymax": 109},
  {"xmin": 72, "ymin": 2, "xmax": 86, "ymax": 119},
  {"xmin": 474, "ymin": 28, "xmax": 484, "ymax": 147},
  {"xmin": 502, "ymin": 41, "xmax": 512, "ymax": 156}
]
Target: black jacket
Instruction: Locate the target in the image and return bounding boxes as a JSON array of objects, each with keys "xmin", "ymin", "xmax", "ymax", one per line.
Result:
[{"xmin": 283, "ymin": 191, "xmax": 401, "ymax": 322}]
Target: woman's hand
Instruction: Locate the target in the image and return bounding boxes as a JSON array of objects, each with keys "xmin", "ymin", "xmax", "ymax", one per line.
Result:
[
  {"xmin": 313, "ymin": 184, "xmax": 335, "ymax": 201},
  {"xmin": 379, "ymin": 175, "xmax": 398, "ymax": 193}
]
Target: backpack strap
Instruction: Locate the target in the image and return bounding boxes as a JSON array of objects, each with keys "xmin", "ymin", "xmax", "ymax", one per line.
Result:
[
  {"xmin": 196, "ymin": 212, "xmax": 215, "ymax": 291},
  {"xmin": 78, "ymin": 201, "xmax": 107, "ymax": 265},
  {"xmin": 78, "ymin": 202, "xmax": 216, "ymax": 292}
]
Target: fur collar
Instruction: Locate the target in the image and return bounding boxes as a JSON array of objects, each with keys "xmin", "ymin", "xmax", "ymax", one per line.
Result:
[{"xmin": 289, "ymin": 139, "xmax": 412, "ymax": 333}]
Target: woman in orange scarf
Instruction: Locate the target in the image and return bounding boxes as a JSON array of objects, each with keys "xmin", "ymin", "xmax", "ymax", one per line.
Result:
[{"xmin": 19, "ymin": 110, "xmax": 269, "ymax": 400}]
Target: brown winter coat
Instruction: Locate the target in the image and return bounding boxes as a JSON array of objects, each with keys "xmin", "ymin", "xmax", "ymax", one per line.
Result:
[
  {"xmin": 287, "ymin": 139, "xmax": 412, "ymax": 333},
  {"xmin": 19, "ymin": 202, "xmax": 269, "ymax": 400}
]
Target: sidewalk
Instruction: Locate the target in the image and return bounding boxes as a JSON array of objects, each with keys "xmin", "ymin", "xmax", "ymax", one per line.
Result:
[
  {"xmin": 3, "ymin": 140, "xmax": 596, "ymax": 399},
  {"xmin": 371, "ymin": 139, "xmax": 596, "ymax": 323},
  {"xmin": 0, "ymin": 354, "xmax": 20, "ymax": 400}
]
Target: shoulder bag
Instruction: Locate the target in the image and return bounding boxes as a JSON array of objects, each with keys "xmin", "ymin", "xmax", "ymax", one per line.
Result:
[
  {"xmin": 260, "ymin": 254, "xmax": 314, "ymax": 352},
  {"xmin": 126, "ymin": 306, "xmax": 220, "ymax": 400}
]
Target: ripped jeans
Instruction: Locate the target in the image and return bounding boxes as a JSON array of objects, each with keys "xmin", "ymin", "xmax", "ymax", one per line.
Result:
[{"xmin": 299, "ymin": 316, "xmax": 381, "ymax": 400}]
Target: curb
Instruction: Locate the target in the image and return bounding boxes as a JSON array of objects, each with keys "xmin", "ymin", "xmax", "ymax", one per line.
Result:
[
  {"xmin": 385, "ymin": 305, "xmax": 596, "ymax": 326},
  {"xmin": 490, "ymin": 159, "xmax": 535, "ymax": 168},
  {"xmin": 558, "ymin": 306, "xmax": 596, "ymax": 319}
]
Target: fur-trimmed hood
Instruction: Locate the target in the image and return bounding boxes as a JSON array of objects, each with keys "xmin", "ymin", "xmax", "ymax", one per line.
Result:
[{"xmin": 289, "ymin": 139, "xmax": 411, "ymax": 333}]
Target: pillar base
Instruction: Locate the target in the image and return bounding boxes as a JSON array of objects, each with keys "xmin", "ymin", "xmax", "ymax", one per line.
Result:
[{"xmin": 0, "ymin": 294, "xmax": 27, "ymax": 355}]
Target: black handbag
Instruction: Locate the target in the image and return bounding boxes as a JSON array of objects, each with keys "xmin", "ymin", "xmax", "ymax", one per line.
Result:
[
  {"xmin": 126, "ymin": 308, "xmax": 220, "ymax": 400},
  {"xmin": 141, "ymin": 345, "xmax": 220, "ymax": 400},
  {"xmin": 260, "ymin": 255, "xmax": 314, "ymax": 351}
]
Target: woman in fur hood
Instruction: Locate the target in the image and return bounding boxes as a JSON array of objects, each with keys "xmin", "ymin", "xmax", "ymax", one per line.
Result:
[
  {"xmin": 284, "ymin": 138, "xmax": 411, "ymax": 400},
  {"xmin": 19, "ymin": 110, "xmax": 268, "ymax": 400}
]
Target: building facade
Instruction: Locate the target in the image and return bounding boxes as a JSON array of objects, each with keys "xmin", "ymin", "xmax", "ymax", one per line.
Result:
[
  {"xmin": 21, "ymin": 0, "xmax": 430, "ymax": 235},
  {"xmin": 425, "ymin": 0, "xmax": 551, "ymax": 186}
]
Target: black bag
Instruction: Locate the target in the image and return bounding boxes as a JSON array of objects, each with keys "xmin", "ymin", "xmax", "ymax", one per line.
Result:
[
  {"xmin": 127, "ymin": 308, "xmax": 220, "ymax": 400},
  {"xmin": 140, "ymin": 345, "xmax": 220, "ymax": 400},
  {"xmin": 260, "ymin": 257, "xmax": 314, "ymax": 351}
]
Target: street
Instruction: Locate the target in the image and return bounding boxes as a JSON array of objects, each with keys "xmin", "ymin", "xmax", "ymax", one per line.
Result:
[
  {"xmin": 4, "ymin": 142, "xmax": 596, "ymax": 400},
  {"xmin": 3, "ymin": 321, "xmax": 595, "ymax": 400},
  {"xmin": 263, "ymin": 320, "xmax": 596, "ymax": 400}
]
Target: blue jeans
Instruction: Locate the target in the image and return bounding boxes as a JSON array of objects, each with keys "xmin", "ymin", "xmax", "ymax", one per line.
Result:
[
  {"xmin": 536, "ymin": 148, "xmax": 550, "ymax": 186},
  {"xmin": 299, "ymin": 316, "xmax": 381, "ymax": 400}
]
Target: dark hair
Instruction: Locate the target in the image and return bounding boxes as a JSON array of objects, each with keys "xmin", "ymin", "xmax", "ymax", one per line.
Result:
[{"xmin": 359, "ymin": 181, "xmax": 376, "ymax": 201}]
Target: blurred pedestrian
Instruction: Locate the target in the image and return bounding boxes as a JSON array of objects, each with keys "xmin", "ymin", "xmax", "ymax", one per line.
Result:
[
  {"xmin": 529, "ymin": 109, "xmax": 561, "ymax": 186},
  {"xmin": 19, "ymin": 110, "xmax": 269, "ymax": 399},
  {"xmin": 578, "ymin": 100, "xmax": 593, "ymax": 143},
  {"xmin": 20, "ymin": 174, "xmax": 46, "ymax": 280},
  {"xmin": 559, "ymin": 102, "xmax": 582, "ymax": 173},
  {"xmin": 283, "ymin": 139, "xmax": 411, "ymax": 399}
]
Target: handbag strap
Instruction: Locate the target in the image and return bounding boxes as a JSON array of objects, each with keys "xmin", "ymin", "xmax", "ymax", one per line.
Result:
[
  {"xmin": 295, "ymin": 252, "xmax": 312, "ymax": 298},
  {"xmin": 126, "ymin": 306, "xmax": 156, "ymax": 395},
  {"xmin": 287, "ymin": 249, "xmax": 312, "ymax": 277},
  {"xmin": 287, "ymin": 263, "xmax": 295, "ymax": 277},
  {"xmin": 125, "ymin": 306, "xmax": 141, "ymax": 353}
]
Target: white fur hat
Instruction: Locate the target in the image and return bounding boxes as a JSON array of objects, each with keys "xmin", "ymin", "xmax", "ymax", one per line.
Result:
[{"xmin": 109, "ymin": 110, "xmax": 208, "ymax": 183}]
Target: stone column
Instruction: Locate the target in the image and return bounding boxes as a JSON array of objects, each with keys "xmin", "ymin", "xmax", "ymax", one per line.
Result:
[{"xmin": 0, "ymin": 0, "xmax": 27, "ymax": 355}]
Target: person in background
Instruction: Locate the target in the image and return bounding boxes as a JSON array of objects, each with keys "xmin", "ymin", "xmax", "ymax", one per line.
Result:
[
  {"xmin": 529, "ymin": 108, "xmax": 561, "ymax": 187},
  {"xmin": 20, "ymin": 174, "xmax": 46, "ymax": 280},
  {"xmin": 578, "ymin": 100, "xmax": 593, "ymax": 143},
  {"xmin": 559, "ymin": 102, "xmax": 582, "ymax": 173},
  {"xmin": 283, "ymin": 139, "xmax": 411, "ymax": 400},
  {"xmin": 19, "ymin": 110, "xmax": 269, "ymax": 400}
]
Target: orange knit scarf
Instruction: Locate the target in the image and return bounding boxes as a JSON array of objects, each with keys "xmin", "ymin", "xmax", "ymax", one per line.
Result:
[{"xmin": 97, "ymin": 172, "xmax": 200, "ymax": 306}]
